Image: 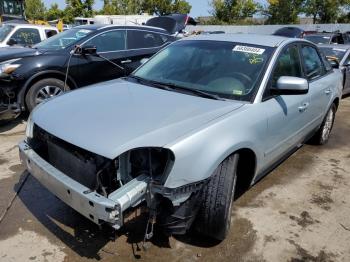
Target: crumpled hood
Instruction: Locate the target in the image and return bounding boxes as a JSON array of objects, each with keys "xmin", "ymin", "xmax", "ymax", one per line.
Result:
[
  {"xmin": 32, "ymin": 79, "xmax": 243, "ymax": 159},
  {"xmin": 0, "ymin": 47, "xmax": 42, "ymax": 61}
]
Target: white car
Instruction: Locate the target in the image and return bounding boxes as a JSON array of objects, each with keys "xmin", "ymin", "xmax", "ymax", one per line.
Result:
[{"xmin": 0, "ymin": 23, "xmax": 59, "ymax": 47}]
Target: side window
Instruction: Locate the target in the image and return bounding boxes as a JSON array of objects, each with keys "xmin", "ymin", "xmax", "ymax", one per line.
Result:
[
  {"xmin": 45, "ymin": 29, "xmax": 57, "ymax": 38},
  {"xmin": 85, "ymin": 30, "xmax": 126, "ymax": 52},
  {"xmin": 11, "ymin": 28, "xmax": 41, "ymax": 45},
  {"xmin": 301, "ymin": 46, "xmax": 324, "ymax": 80},
  {"xmin": 127, "ymin": 30, "xmax": 166, "ymax": 49},
  {"xmin": 271, "ymin": 45, "xmax": 302, "ymax": 87}
]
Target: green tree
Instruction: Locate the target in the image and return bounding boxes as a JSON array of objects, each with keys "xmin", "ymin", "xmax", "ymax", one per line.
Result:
[
  {"xmin": 303, "ymin": 0, "xmax": 350, "ymax": 23},
  {"xmin": 25, "ymin": 0, "xmax": 46, "ymax": 20},
  {"xmin": 266, "ymin": 0, "xmax": 304, "ymax": 24},
  {"xmin": 142, "ymin": 0, "xmax": 191, "ymax": 15},
  {"xmin": 45, "ymin": 3, "xmax": 63, "ymax": 21},
  {"xmin": 210, "ymin": 0, "xmax": 259, "ymax": 23}
]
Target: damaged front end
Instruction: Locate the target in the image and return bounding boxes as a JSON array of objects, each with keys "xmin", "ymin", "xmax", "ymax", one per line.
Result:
[{"xmin": 19, "ymin": 124, "xmax": 205, "ymax": 236}]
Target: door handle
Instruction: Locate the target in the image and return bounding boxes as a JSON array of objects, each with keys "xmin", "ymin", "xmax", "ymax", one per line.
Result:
[
  {"xmin": 298, "ymin": 102, "xmax": 309, "ymax": 112},
  {"xmin": 325, "ymin": 89, "xmax": 332, "ymax": 95},
  {"xmin": 120, "ymin": 59, "xmax": 132, "ymax": 64}
]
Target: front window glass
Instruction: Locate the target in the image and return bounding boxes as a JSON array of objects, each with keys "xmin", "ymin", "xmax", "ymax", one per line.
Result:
[
  {"xmin": 85, "ymin": 30, "xmax": 126, "ymax": 52},
  {"xmin": 34, "ymin": 28, "xmax": 93, "ymax": 50},
  {"xmin": 272, "ymin": 45, "xmax": 302, "ymax": 87},
  {"xmin": 304, "ymin": 35, "xmax": 330, "ymax": 44},
  {"xmin": 133, "ymin": 40, "xmax": 274, "ymax": 101},
  {"xmin": 0, "ymin": 24, "xmax": 14, "ymax": 42}
]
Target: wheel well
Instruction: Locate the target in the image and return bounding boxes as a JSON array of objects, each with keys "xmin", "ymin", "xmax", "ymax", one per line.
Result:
[
  {"xmin": 333, "ymin": 97, "xmax": 339, "ymax": 110},
  {"xmin": 233, "ymin": 148, "xmax": 256, "ymax": 199},
  {"xmin": 23, "ymin": 72, "xmax": 76, "ymax": 109}
]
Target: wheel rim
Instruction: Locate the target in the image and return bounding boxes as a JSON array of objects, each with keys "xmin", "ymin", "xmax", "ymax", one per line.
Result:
[
  {"xmin": 321, "ymin": 108, "xmax": 334, "ymax": 142},
  {"xmin": 35, "ymin": 85, "xmax": 63, "ymax": 105}
]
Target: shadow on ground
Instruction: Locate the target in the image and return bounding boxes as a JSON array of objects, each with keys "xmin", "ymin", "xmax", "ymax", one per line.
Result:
[{"xmin": 15, "ymin": 173, "xmax": 221, "ymax": 260}]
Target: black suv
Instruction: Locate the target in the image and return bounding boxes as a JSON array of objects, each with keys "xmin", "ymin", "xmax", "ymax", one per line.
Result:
[{"xmin": 0, "ymin": 25, "xmax": 175, "ymax": 120}]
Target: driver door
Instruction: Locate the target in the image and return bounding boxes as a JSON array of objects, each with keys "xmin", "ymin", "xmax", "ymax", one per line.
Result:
[
  {"xmin": 74, "ymin": 30, "xmax": 128, "ymax": 87},
  {"xmin": 262, "ymin": 44, "xmax": 311, "ymax": 166}
]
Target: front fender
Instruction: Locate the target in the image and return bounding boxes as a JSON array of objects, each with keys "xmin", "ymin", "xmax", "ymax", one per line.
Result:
[{"xmin": 164, "ymin": 104, "xmax": 267, "ymax": 188}]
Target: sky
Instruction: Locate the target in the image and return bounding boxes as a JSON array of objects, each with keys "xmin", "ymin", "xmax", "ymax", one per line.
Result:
[{"xmin": 44, "ymin": 0, "xmax": 268, "ymax": 18}]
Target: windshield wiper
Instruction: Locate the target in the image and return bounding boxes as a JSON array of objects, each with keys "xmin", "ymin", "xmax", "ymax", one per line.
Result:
[{"xmin": 128, "ymin": 75, "xmax": 224, "ymax": 101}]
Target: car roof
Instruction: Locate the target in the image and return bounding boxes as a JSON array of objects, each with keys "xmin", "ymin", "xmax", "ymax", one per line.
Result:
[
  {"xmin": 75, "ymin": 24, "xmax": 168, "ymax": 34},
  {"xmin": 6, "ymin": 23, "xmax": 57, "ymax": 30},
  {"xmin": 181, "ymin": 33, "xmax": 293, "ymax": 47},
  {"xmin": 306, "ymin": 33, "xmax": 337, "ymax": 37},
  {"xmin": 317, "ymin": 44, "xmax": 350, "ymax": 49}
]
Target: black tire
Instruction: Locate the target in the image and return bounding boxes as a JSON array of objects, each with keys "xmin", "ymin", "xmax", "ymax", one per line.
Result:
[
  {"xmin": 25, "ymin": 78, "xmax": 68, "ymax": 112},
  {"xmin": 310, "ymin": 103, "xmax": 336, "ymax": 145},
  {"xmin": 195, "ymin": 154, "xmax": 239, "ymax": 240}
]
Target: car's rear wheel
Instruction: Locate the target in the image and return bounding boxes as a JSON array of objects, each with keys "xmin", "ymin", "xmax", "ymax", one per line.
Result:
[
  {"xmin": 25, "ymin": 78, "xmax": 69, "ymax": 112},
  {"xmin": 311, "ymin": 103, "xmax": 336, "ymax": 145},
  {"xmin": 195, "ymin": 154, "xmax": 238, "ymax": 240}
]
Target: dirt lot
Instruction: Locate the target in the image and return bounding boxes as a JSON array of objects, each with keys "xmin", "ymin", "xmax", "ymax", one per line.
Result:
[{"xmin": 0, "ymin": 98, "xmax": 349, "ymax": 262}]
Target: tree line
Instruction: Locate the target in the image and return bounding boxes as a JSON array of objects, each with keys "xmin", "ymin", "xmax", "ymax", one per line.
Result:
[
  {"xmin": 25, "ymin": 0, "xmax": 192, "ymax": 23},
  {"xmin": 25, "ymin": 0, "xmax": 350, "ymax": 25},
  {"xmin": 207, "ymin": 0, "xmax": 350, "ymax": 25}
]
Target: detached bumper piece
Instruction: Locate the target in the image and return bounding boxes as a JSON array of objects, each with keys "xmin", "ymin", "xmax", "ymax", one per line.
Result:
[{"xmin": 19, "ymin": 141, "xmax": 149, "ymax": 229}]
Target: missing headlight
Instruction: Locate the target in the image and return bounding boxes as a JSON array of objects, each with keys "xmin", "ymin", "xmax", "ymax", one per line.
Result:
[{"xmin": 118, "ymin": 147, "xmax": 175, "ymax": 185}]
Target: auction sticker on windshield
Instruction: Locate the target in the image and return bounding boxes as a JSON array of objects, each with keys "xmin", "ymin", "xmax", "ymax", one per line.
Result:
[{"xmin": 233, "ymin": 45, "xmax": 265, "ymax": 55}]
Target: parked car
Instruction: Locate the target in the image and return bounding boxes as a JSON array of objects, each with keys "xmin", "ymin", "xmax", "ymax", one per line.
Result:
[
  {"xmin": 0, "ymin": 23, "xmax": 58, "ymax": 47},
  {"xmin": 0, "ymin": 24, "xmax": 175, "ymax": 120},
  {"xmin": 146, "ymin": 14, "xmax": 196, "ymax": 37},
  {"xmin": 304, "ymin": 32, "xmax": 349, "ymax": 45},
  {"xmin": 272, "ymin": 26, "xmax": 316, "ymax": 38},
  {"xmin": 19, "ymin": 34, "xmax": 342, "ymax": 241},
  {"xmin": 318, "ymin": 44, "xmax": 350, "ymax": 95}
]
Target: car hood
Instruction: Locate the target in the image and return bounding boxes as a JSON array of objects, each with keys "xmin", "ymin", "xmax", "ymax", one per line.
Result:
[
  {"xmin": 0, "ymin": 47, "xmax": 42, "ymax": 61},
  {"xmin": 32, "ymin": 79, "xmax": 244, "ymax": 159}
]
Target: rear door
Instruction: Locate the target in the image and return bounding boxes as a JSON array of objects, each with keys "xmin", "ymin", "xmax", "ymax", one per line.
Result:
[
  {"xmin": 76, "ymin": 29, "xmax": 127, "ymax": 86},
  {"xmin": 300, "ymin": 44, "xmax": 333, "ymax": 131},
  {"xmin": 262, "ymin": 44, "xmax": 310, "ymax": 166},
  {"xmin": 125, "ymin": 29, "xmax": 172, "ymax": 74}
]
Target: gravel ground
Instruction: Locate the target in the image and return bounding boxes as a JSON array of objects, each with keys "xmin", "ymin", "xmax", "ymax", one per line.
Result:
[{"xmin": 0, "ymin": 97, "xmax": 349, "ymax": 262}]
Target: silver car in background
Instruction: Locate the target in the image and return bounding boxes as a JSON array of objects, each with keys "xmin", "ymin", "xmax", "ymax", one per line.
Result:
[
  {"xmin": 19, "ymin": 34, "xmax": 343, "ymax": 241},
  {"xmin": 318, "ymin": 44, "xmax": 350, "ymax": 96}
]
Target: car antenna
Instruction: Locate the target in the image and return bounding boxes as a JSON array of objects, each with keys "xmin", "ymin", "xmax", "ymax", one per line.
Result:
[{"xmin": 64, "ymin": 45, "xmax": 81, "ymax": 92}]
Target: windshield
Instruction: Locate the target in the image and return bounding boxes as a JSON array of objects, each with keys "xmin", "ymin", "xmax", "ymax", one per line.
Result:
[
  {"xmin": 133, "ymin": 40, "xmax": 273, "ymax": 101},
  {"xmin": 34, "ymin": 28, "xmax": 94, "ymax": 50},
  {"xmin": 319, "ymin": 47, "xmax": 347, "ymax": 62},
  {"xmin": 305, "ymin": 35, "xmax": 331, "ymax": 44},
  {"xmin": 0, "ymin": 24, "xmax": 14, "ymax": 42}
]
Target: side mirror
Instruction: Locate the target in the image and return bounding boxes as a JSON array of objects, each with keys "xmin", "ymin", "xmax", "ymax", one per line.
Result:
[
  {"xmin": 327, "ymin": 58, "xmax": 339, "ymax": 68},
  {"xmin": 80, "ymin": 45, "xmax": 97, "ymax": 55},
  {"xmin": 271, "ymin": 76, "xmax": 309, "ymax": 95},
  {"xmin": 7, "ymin": 38, "xmax": 17, "ymax": 46}
]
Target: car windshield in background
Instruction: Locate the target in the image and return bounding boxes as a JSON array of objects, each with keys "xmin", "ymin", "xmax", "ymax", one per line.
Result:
[
  {"xmin": 133, "ymin": 40, "xmax": 273, "ymax": 101},
  {"xmin": 34, "ymin": 28, "xmax": 93, "ymax": 50},
  {"xmin": 305, "ymin": 35, "xmax": 330, "ymax": 44},
  {"xmin": 0, "ymin": 24, "xmax": 14, "ymax": 42},
  {"xmin": 319, "ymin": 47, "xmax": 347, "ymax": 61}
]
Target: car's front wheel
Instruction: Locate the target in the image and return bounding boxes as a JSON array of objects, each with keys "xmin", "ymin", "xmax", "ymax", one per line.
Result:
[
  {"xmin": 311, "ymin": 103, "xmax": 336, "ymax": 145},
  {"xmin": 25, "ymin": 78, "xmax": 69, "ymax": 112},
  {"xmin": 195, "ymin": 154, "xmax": 239, "ymax": 240}
]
